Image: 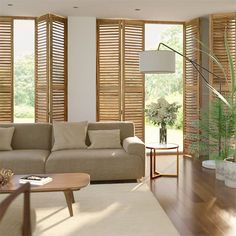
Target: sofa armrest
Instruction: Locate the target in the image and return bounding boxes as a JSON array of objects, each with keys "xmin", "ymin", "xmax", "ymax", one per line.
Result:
[
  {"xmin": 123, "ymin": 136, "xmax": 145, "ymax": 158},
  {"xmin": 123, "ymin": 137, "xmax": 145, "ymax": 177}
]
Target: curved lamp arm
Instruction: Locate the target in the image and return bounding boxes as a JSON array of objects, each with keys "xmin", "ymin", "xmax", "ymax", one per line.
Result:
[
  {"xmin": 157, "ymin": 43, "xmax": 230, "ymax": 108},
  {"xmin": 158, "ymin": 42, "xmax": 222, "ymax": 81}
]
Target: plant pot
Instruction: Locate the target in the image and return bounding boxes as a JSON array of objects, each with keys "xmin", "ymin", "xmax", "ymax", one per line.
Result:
[
  {"xmin": 215, "ymin": 160, "xmax": 224, "ymax": 181},
  {"xmin": 224, "ymin": 157, "xmax": 236, "ymax": 188}
]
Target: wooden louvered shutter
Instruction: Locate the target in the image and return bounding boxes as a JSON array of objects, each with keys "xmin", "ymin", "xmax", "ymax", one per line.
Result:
[
  {"xmin": 50, "ymin": 15, "xmax": 67, "ymax": 122},
  {"xmin": 97, "ymin": 20, "xmax": 122, "ymax": 121},
  {"xmin": 184, "ymin": 18, "xmax": 201, "ymax": 155},
  {"xmin": 97, "ymin": 19, "xmax": 145, "ymax": 139},
  {"xmin": 35, "ymin": 15, "xmax": 50, "ymax": 122},
  {"xmin": 0, "ymin": 17, "xmax": 13, "ymax": 122},
  {"xmin": 210, "ymin": 13, "xmax": 236, "ymax": 93},
  {"xmin": 35, "ymin": 14, "xmax": 67, "ymax": 123},
  {"xmin": 123, "ymin": 21, "xmax": 144, "ymax": 140}
]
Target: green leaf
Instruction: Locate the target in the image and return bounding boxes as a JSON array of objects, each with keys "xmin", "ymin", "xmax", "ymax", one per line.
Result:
[
  {"xmin": 204, "ymin": 80, "xmax": 231, "ymax": 108},
  {"xmin": 196, "ymin": 48, "xmax": 228, "ymax": 87},
  {"xmin": 193, "ymin": 38, "xmax": 230, "ymax": 108}
]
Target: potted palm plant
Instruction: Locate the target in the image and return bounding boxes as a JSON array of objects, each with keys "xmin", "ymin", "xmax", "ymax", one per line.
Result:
[
  {"xmin": 213, "ymin": 35, "xmax": 236, "ymax": 187},
  {"xmin": 193, "ymin": 33, "xmax": 236, "ymax": 187},
  {"xmin": 189, "ymin": 98, "xmax": 233, "ymax": 180}
]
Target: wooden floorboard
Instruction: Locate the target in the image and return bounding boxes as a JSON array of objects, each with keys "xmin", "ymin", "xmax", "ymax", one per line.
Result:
[{"xmin": 146, "ymin": 155, "xmax": 236, "ymax": 236}]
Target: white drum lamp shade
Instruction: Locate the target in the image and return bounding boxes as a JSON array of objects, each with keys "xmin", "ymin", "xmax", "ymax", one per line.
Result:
[{"xmin": 139, "ymin": 50, "xmax": 175, "ymax": 74}]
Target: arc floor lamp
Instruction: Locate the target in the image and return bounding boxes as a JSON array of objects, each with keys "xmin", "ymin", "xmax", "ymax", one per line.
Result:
[{"xmin": 139, "ymin": 42, "xmax": 225, "ymax": 169}]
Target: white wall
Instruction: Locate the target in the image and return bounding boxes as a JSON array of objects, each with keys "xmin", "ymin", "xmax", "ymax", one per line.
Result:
[{"xmin": 68, "ymin": 17, "xmax": 96, "ymax": 122}]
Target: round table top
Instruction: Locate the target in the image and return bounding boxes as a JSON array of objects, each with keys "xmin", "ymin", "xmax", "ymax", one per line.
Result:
[{"xmin": 146, "ymin": 143, "xmax": 179, "ymax": 150}]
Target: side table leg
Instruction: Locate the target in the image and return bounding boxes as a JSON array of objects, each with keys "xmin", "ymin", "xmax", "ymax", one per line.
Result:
[
  {"xmin": 177, "ymin": 147, "xmax": 179, "ymax": 177},
  {"xmin": 150, "ymin": 149, "xmax": 153, "ymax": 178},
  {"xmin": 154, "ymin": 148, "xmax": 156, "ymax": 176}
]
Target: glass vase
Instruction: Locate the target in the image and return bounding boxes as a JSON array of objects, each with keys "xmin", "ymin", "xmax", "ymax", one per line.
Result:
[{"xmin": 159, "ymin": 124, "xmax": 167, "ymax": 144}]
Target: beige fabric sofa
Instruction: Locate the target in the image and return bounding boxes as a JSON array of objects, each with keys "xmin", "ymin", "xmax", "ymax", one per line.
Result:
[{"xmin": 0, "ymin": 122, "xmax": 145, "ymax": 181}]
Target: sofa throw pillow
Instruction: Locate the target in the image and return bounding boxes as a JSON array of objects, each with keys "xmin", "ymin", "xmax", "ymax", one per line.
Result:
[
  {"xmin": 52, "ymin": 121, "xmax": 88, "ymax": 151},
  {"xmin": 0, "ymin": 127, "xmax": 15, "ymax": 151},
  {"xmin": 88, "ymin": 129, "xmax": 122, "ymax": 149}
]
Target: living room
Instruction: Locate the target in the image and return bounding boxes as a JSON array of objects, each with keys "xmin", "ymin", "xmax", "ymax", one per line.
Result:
[{"xmin": 0, "ymin": 1, "xmax": 236, "ymax": 236}]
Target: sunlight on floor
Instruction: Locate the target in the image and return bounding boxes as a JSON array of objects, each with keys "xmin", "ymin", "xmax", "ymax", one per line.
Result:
[{"xmin": 216, "ymin": 206, "xmax": 236, "ymax": 236}]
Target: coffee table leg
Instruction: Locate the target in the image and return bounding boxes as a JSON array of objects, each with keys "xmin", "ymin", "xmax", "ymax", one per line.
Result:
[
  {"xmin": 64, "ymin": 190, "xmax": 74, "ymax": 217},
  {"xmin": 71, "ymin": 191, "xmax": 75, "ymax": 203}
]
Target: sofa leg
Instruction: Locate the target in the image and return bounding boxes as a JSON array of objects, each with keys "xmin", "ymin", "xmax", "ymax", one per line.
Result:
[{"xmin": 137, "ymin": 178, "xmax": 143, "ymax": 183}]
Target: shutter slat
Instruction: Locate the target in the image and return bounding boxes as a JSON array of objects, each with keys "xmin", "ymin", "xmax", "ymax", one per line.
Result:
[
  {"xmin": 97, "ymin": 20, "xmax": 144, "ymax": 139},
  {"xmin": 210, "ymin": 13, "xmax": 236, "ymax": 89},
  {"xmin": 184, "ymin": 18, "xmax": 201, "ymax": 155},
  {"xmin": 35, "ymin": 17, "xmax": 49, "ymax": 122},
  {"xmin": 35, "ymin": 14, "xmax": 67, "ymax": 123},
  {"xmin": 0, "ymin": 17, "xmax": 13, "ymax": 122},
  {"xmin": 51, "ymin": 17, "xmax": 67, "ymax": 122},
  {"xmin": 123, "ymin": 21, "xmax": 144, "ymax": 141},
  {"xmin": 97, "ymin": 20, "xmax": 121, "ymax": 121}
]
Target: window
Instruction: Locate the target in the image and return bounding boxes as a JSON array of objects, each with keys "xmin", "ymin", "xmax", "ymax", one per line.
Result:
[
  {"xmin": 0, "ymin": 14, "xmax": 67, "ymax": 123},
  {"xmin": 145, "ymin": 23, "xmax": 183, "ymax": 149},
  {"xmin": 14, "ymin": 19, "xmax": 35, "ymax": 123}
]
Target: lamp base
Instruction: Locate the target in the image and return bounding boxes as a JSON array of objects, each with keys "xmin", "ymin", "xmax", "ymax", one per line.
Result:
[{"xmin": 202, "ymin": 160, "xmax": 216, "ymax": 169}]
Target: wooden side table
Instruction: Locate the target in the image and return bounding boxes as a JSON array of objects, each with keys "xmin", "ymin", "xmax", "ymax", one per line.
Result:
[{"xmin": 146, "ymin": 143, "xmax": 179, "ymax": 179}]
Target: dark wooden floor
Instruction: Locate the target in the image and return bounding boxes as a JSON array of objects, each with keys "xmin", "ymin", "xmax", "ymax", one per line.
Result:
[{"xmin": 146, "ymin": 155, "xmax": 236, "ymax": 236}]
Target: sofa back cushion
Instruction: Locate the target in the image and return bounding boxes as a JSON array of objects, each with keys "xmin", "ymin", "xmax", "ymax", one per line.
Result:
[
  {"xmin": 88, "ymin": 129, "xmax": 122, "ymax": 149},
  {"xmin": 0, "ymin": 122, "xmax": 134, "ymax": 150},
  {"xmin": 52, "ymin": 121, "xmax": 88, "ymax": 151},
  {"xmin": 86, "ymin": 121, "xmax": 134, "ymax": 146},
  {"xmin": 0, "ymin": 127, "xmax": 15, "ymax": 151},
  {"xmin": 0, "ymin": 123, "xmax": 52, "ymax": 150}
]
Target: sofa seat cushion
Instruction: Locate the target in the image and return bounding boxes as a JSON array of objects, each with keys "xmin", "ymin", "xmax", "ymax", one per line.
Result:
[
  {"xmin": 46, "ymin": 149, "xmax": 143, "ymax": 181},
  {"xmin": 0, "ymin": 150, "xmax": 50, "ymax": 174}
]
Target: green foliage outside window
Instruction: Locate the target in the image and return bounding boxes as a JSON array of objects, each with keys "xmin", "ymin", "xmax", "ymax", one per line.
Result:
[
  {"xmin": 145, "ymin": 25, "xmax": 183, "ymax": 130},
  {"xmin": 14, "ymin": 54, "xmax": 34, "ymax": 119}
]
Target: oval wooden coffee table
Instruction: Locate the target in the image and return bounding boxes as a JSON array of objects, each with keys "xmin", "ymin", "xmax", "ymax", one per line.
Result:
[{"xmin": 0, "ymin": 173, "xmax": 90, "ymax": 217}]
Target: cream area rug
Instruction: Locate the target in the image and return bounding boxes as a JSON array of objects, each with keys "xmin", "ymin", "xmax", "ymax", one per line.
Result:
[
  {"xmin": 0, "ymin": 183, "xmax": 178, "ymax": 236},
  {"xmin": 29, "ymin": 183, "xmax": 180, "ymax": 236}
]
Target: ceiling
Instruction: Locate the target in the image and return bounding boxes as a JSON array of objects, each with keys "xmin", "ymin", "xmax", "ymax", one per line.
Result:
[{"xmin": 0, "ymin": 0, "xmax": 236, "ymax": 21}]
